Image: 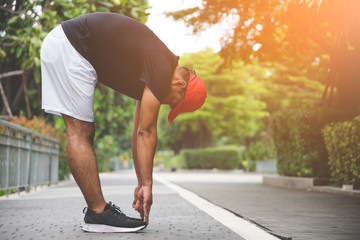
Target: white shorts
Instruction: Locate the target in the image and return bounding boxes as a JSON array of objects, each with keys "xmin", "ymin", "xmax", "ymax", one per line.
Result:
[{"xmin": 41, "ymin": 25, "xmax": 97, "ymax": 122}]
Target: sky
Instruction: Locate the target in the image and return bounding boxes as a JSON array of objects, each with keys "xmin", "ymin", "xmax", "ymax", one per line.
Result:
[{"xmin": 146, "ymin": 0, "xmax": 224, "ymax": 56}]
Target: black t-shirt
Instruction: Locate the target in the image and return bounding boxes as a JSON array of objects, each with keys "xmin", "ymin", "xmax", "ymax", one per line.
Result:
[{"xmin": 61, "ymin": 12, "xmax": 179, "ymax": 101}]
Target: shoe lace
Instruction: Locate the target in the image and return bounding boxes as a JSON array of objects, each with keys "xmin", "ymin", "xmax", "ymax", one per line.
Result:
[{"xmin": 108, "ymin": 201, "xmax": 125, "ymax": 217}]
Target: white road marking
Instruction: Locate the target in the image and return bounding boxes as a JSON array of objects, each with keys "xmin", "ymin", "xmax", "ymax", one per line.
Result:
[{"xmin": 154, "ymin": 174, "xmax": 279, "ymax": 240}]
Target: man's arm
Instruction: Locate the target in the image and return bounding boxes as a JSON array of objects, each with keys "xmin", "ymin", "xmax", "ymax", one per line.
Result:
[
  {"xmin": 132, "ymin": 100, "xmax": 142, "ymax": 184},
  {"xmin": 133, "ymin": 85, "xmax": 160, "ymax": 224},
  {"xmin": 131, "ymin": 100, "xmax": 142, "ymax": 209}
]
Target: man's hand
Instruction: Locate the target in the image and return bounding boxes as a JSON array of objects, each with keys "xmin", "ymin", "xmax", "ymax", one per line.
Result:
[
  {"xmin": 134, "ymin": 185, "xmax": 153, "ymax": 224},
  {"xmin": 132, "ymin": 185, "xmax": 141, "ymax": 210}
]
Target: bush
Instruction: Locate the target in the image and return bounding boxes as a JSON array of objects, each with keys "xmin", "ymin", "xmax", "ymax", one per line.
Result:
[
  {"xmin": 322, "ymin": 116, "xmax": 360, "ymax": 187},
  {"xmin": 11, "ymin": 116, "xmax": 69, "ymax": 180},
  {"xmin": 243, "ymin": 140, "xmax": 277, "ymax": 161},
  {"xmin": 181, "ymin": 146, "xmax": 240, "ymax": 170},
  {"xmin": 271, "ymin": 107, "xmax": 347, "ymax": 178},
  {"xmin": 164, "ymin": 154, "xmax": 187, "ymax": 170},
  {"xmin": 95, "ymin": 135, "xmax": 120, "ymax": 172}
]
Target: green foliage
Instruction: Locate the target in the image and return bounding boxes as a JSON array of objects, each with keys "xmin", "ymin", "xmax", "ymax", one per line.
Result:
[
  {"xmin": 322, "ymin": 116, "xmax": 360, "ymax": 187},
  {"xmin": 93, "ymin": 84, "xmax": 136, "ymax": 171},
  {"xmin": 168, "ymin": 0, "xmax": 360, "ymax": 109},
  {"xmin": 0, "ymin": 188, "xmax": 17, "ymax": 197},
  {"xmin": 10, "ymin": 116, "xmax": 69, "ymax": 180},
  {"xmin": 158, "ymin": 49, "xmax": 326, "ymax": 159},
  {"xmin": 158, "ymin": 50, "xmax": 269, "ymax": 152},
  {"xmin": 243, "ymin": 140, "xmax": 277, "ymax": 161},
  {"xmin": 95, "ymin": 135, "xmax": 119, "ymax": 172},
  {"xmin": 261, "ymin": 62, "xmax": 324, "ymax": 114},
  {"xmin": 271, "ymin": 107, "xmax": 350, "ymax": 178},
  {"xmin": 181, "ymin": 146, "xmax": 241, "ymax": 170},
  {"xmin": 120, "ymin": 152, "xmax": 131, "ymax": 161},
  {"xmin": 164, "ymin": 154, "xmax": 187, "ymax": 170},
  {"xmin": 243, "ymin": 61, "xmax": 324, "ymax": 166},
  {"xmin": 242, "ymin": 160, "xmax": 256, "ymax": 172}
]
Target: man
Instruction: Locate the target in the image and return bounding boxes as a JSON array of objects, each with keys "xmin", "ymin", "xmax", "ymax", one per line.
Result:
[{"xmin": 40, "ymin": 12, "xmax": 206, "ymax": 233}]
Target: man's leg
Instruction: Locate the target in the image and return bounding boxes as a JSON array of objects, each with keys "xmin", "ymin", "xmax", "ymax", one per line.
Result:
[{"xmin": 62, "ymin": 114, "xmax": 106, "ymax": 213}]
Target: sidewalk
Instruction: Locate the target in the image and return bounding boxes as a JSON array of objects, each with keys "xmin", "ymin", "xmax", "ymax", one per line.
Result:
[
  {"xmin": 2, "ymin": 170, "xmax": 359, "ymax": 240},
  {"xmin": 0, "ymin": 170, "xmax": 245, "ymax": 240},
  {"xmin": 157, "ymin": 170, "xmax": 360, "ymax": 240}
]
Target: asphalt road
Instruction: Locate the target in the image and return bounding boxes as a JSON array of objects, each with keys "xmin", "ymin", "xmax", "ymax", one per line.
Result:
[
  {"xmin": 0, "ymin": 171, "xmax": 244, "ymax": 240},
  {"xmin": 2, "ymin": 170, "xmax": 359, "ymax": 240},
  {"xmin": 157, "ymin": 170, "xmax": 360, "ymax": 240}
]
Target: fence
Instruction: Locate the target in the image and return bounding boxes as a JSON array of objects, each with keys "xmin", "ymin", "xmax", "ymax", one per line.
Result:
[{"xmin": 0, "ymin": 119, "xmax": 59, "ymax": 197}]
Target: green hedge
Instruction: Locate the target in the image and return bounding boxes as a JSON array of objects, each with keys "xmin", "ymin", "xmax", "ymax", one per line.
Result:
[
  {"xmin": 181, "ymin": 146, "xmax": 240, "ymax": 170},
  {"xmin": 271, "ymin": 107, "xmax": 343, "ymax": 178},
  {"xmin": 322, "ymin": 116, "xmax": 360, "ymax": 187},
  {"xmin": 243, "ymin": 140, "xmax": 277, "ymax": 161},
  {"xmin": 164, "ymin": 154, "xmax": 187, "ymax": 169}
]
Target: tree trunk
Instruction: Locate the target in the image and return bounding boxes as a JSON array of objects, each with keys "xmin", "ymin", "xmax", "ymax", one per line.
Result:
[
  {"xmin": 12, "ymin": 77, "xmax": 25, "ymax": 109},
  {"xmin": 337, "ymin": 49, "xmax": 360, "ymax": 112},
  {"xmin": 329, "ymin": 28, "xmax": 360, "ymax": 112},
  {"xmin": 0, "ymin": 80, "xmax": 13, "ymax": 117}
]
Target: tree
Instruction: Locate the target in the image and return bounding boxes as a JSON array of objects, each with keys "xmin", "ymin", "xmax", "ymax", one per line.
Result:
[
  {"xmin": 157, "ymin": 49, "xmax": 269, "ymax": 153},
  {"xmin": 167, "ymin": 0, "xmax": 360, "ymax": 111}
]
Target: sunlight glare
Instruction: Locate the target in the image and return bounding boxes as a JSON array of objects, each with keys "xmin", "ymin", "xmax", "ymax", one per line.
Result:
[{"xmin": 253, "ymin": 43, "xmax": 262, "ymax": 51}]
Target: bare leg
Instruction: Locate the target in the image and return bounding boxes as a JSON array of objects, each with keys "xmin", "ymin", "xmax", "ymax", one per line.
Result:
[{"xmin": 62, "ymin": 114, "xmax": 106, "ymax": 213}]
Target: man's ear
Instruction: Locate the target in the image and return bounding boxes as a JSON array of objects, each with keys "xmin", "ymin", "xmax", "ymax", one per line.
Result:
[{"xmin": 172, "ymin": 79, "xmax": 187, "ymax": 89}]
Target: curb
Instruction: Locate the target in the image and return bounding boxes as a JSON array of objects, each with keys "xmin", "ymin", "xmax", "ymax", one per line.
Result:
[
  {"xmin": 263, "ymin": 175, "xmax": 360, "ymax": 198},
  {"xmin": 309, "ymin": 186, "xmax": 360, "ymax": 198}
]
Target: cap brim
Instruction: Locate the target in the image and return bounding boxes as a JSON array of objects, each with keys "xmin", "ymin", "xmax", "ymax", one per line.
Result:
[{"xmin": 168, "ymin": 98, "xmax": 185, "ymax": 123}]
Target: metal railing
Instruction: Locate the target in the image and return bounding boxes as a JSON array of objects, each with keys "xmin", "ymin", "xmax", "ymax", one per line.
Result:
[{"xmin": 0, "ymin": 119, "xmax": 59, "ymax": 196}]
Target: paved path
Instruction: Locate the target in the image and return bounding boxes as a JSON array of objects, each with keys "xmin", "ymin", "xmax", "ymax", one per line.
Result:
[
  {"xmin": 2, "ymin": 170, "xmax": 359, "ymax": 240},
  {"xmin": 158, "ymin": 170, "xmax": 360, "ymax": 240},
  {"xmin": 0, "ymin": 170, "xmax": 245, "ymax": 240}
]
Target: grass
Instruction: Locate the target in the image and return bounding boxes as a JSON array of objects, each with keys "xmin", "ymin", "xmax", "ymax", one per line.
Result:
[{"xmin": 0, "ymin": 188, "xmax": 18, "ymax": 197}]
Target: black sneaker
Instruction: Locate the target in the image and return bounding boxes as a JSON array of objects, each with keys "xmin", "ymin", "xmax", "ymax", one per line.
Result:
[{"xmin": 80, "ymin": 202, "xmax": 147, "ymax": 233}]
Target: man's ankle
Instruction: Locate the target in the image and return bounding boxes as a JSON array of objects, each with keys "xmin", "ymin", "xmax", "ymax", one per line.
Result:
[{"xmin": 89, "ymin": 202, "xmax": 107, "ymax": 214}]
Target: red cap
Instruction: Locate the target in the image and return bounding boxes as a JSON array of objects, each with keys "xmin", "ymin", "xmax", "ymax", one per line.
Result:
[{"xmin": 168, "ymin": 73, "xmax": 207, "ymax": 123}]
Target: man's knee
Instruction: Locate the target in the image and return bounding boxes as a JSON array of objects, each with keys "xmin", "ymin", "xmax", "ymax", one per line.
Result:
[{"xmin": 62, "ymin": 114, "xmax": 95, "ymax": 142}]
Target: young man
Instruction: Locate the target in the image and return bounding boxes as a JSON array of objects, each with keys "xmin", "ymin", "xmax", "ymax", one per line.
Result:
[{"xmin": 40, "ymin": 12, "xmax": 206, "ymax": 233}]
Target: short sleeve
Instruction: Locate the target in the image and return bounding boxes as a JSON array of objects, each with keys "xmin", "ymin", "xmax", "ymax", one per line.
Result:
[{"xmin": 139, "ymin": 54, "xmax": 178, "ymax": 102}]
